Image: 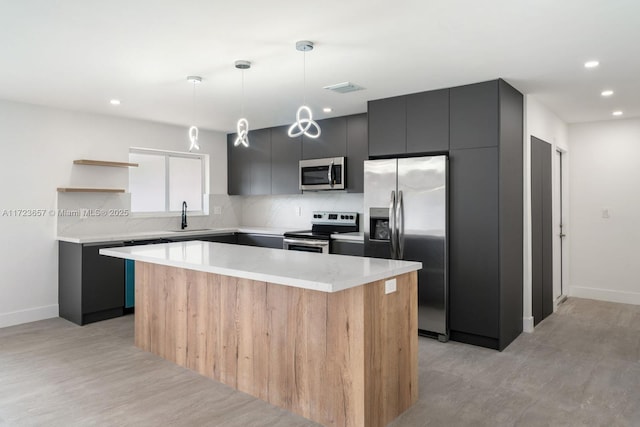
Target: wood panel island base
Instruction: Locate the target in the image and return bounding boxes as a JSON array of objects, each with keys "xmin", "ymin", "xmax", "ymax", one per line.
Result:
[{"xmin": 101, "ymin": 242, "xmax": 421, "ymax": 427}]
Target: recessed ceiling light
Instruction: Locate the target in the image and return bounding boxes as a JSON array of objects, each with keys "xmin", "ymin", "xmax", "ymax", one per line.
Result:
[
  {"xmin": 601, "ymin": 90, "xmax": 614, "ymax": 97},
  {"xmin": 612, "ymin": 111, "xmax": 623, "ymax": 116},
  {"xmin": 584, "ymin": 60, "xmax": 599, "ymax": 68},
  {"xmin": 323, "ymin": 107, "xmax": 332, "ymax": 113},
  {"xmin": 110, "ymin": 99, "xmax": 121, "ymax": 106}
]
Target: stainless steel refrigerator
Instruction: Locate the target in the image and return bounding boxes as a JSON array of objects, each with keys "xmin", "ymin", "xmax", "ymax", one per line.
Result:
[{"xmin": 364, "ymin": 156, "xmax": 448, "ymax": 341}]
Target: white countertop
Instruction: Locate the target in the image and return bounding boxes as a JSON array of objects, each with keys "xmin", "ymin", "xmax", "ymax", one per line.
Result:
[
  {"xmin": 57, "ymin": 226, "xmax": 297, "ymax": 244},
  {"xmin": 100, "ymin": 241, "xmax": 420, "ymax": 293}
]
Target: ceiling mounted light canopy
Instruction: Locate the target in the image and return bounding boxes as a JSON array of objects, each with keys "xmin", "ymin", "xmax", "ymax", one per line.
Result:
[
  {"xmin": 187, "ymin": 75, "xmax": 202, "ymax": 152},
  {"xmin": 234, "ymin": 60, "xmax": 251, "ymax": 148},
  {"xmin": 288, "ymin": 40, "xmax": 321, "ymax": 139}
]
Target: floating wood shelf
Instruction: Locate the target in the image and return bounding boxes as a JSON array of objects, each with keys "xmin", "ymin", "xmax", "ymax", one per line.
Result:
[
  {"xmin": 57, "ymin": 188, "xmax": 126, "ymax": 193},
  {"xmin": 73, "ymin": 160, "xmax": 138, "ymax": 168}
]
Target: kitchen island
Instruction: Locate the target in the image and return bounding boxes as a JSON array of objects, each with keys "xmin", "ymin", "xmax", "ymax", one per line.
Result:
[{"xmin": 100, "ymin": 241, "xmax": 421, "ymax": 427}]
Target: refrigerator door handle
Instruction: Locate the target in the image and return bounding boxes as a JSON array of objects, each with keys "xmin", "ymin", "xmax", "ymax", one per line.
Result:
[
  {"xmin": 389, "ymin": 190, "xmax": 397, "ymax": 259},
  {"xmin": 397, "ymin": 190, "xmax": 404, "ymax": 259}
]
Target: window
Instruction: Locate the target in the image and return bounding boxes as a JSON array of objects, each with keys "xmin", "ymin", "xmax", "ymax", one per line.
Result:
[{"xmin": 129, "ymin": 148, "xmax": 207, "ymax": 214}]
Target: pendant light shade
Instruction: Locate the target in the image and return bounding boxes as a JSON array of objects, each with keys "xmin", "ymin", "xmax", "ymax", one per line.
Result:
[
  {"xmin": 234, "ymin": 60, "xmax": 251, "ymax": 147},
  {"xmin": 288, "ymin": 40, "xmax": 321, "ymax": 139},
  {"xmin": 187, "ymin": 75, "xmax": 202, "ymax": 151}
]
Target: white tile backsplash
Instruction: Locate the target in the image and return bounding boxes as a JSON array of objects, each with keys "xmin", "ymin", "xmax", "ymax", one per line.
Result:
[
  {"xmin": 57, "ymin": 193, "xmax": 241, "ymax": 237},
  {"xmin": 57, "ymin": 191, "xmax": 363, "ymax": 237},
  {"xmin": 238, "ymin": 192, "xmax": 364, "ymax": 229}
]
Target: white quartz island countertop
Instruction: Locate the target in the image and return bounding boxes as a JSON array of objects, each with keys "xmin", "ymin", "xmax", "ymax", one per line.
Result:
[{"xmin": 100, "ymin": 241, "xmax": 421, "ymax": 293}]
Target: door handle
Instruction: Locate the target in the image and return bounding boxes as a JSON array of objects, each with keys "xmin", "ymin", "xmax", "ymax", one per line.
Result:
[
  {"xmin": 389, "ymin": 190, "xmax": 397, "ymax": 259},
  {"xmin": 328, "ymin": 161, "xmax": 334, "ymax": 187},
  {"xmin": 396, "ymin": 190, "xmax": 404, "ymax": 259}
]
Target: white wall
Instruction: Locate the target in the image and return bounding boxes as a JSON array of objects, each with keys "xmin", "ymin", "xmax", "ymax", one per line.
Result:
[
  {"xmin": 523, "ymin": 95, "xmax": 570, "ymax": 332},
  {"xmin": 568, "ymin": 118, "xmax": 640, "ymax": 305},
  {"xmin": 0, "ymin": 99, "xmax": 227, "ymax": 328}
]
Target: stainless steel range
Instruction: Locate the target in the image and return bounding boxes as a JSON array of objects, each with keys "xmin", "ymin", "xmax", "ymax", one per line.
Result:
[{"xmin": 283, "ymin": 211, "xmax": 359, "ymax": 254}]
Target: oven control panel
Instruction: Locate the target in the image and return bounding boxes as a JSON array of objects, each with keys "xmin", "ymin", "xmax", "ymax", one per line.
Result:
[{"xmin": 311, "ymin": 211, "xmax": 358, "ymax": 226}]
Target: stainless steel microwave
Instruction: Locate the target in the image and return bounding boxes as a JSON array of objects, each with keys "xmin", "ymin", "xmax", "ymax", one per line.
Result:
[{"xmin": 299, "ymin": 157, "xmax": 346, "ymax": 191}]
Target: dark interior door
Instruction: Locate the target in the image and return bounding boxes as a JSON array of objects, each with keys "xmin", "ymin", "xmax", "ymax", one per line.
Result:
[{"xmin": 531, "ymin": 136, "xmax": 553, "ymax": 325}]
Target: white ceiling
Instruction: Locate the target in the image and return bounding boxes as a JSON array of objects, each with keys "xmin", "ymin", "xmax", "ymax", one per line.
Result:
[{"xmin": 1, "ymin": 0, "xmax": 639, "ymax": 133}]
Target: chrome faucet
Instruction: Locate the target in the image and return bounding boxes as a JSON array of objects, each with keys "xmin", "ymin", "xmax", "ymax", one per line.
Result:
[{"xmin": 181, "ymin": 201, "xmax": 188, "ymax": 230}]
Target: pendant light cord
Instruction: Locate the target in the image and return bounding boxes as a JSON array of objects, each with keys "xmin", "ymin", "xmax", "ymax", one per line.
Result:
[
  {"xmin": 303, "ymin": 50, "xmax": 307, "ymax": 105},
  {"xmin": 192, "ymin": 80, "xmax": 197, "ymax": 126},
  {"xmin": 241, "ymin": 69, "xmax": 245, "ymax": 117}
]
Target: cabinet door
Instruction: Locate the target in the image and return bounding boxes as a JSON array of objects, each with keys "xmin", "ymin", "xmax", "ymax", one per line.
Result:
[
  {"xmin": 448, "ymin": 147, "xmax": 499, "ymax": 339},
  {"xmin": 200, "ymin": 234, "xmax": 238, "ymax": 244},
  {"xmin": 82, "ymin": 243, "xmax": 125, "ymax": 315},
  {"xmin": 227, "ymin": 133, "xmax": 252, "ymax": 195},
  {"xmin": 450, "ymin": 80, "xmax": 499, "ymax": 150},
  {"xmin": 368, "ymin": 96, "xmax": 406, "ymax": 157},
  {"xmin": 302, "ymin": 116, "xmax": 347, "ymax": 159},
  {"xmin": 271, "ymin": 125, "xmax": 302, "ymax": 195},
  {"xmin": 346, "ymin": 114, "xmax": 368, "ymax": 193},
  {"xmin": 249, "ymin": 128, "xmax": 272, "ymax": 195},
  {"xmin": 237, "ymin": 234, "xmax": 283, "ymax": 249},
  {"xmin": 331, "ymin": 240, "xmax": 364, "ymax": 256},
  {"xmin": 406, "ymin": 89, "xmax": 449, "ymax": 154}
]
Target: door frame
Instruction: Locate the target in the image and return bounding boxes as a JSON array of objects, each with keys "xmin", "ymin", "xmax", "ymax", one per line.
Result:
[{"xmin": 553, "ymin": 147, "xmax": 569, "ymax": 307}]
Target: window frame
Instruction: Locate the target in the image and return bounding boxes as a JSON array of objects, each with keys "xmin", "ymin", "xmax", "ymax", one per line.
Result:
[{"xmin": 128, "ymin": 147, "xmax": 209, "ymax": 217}]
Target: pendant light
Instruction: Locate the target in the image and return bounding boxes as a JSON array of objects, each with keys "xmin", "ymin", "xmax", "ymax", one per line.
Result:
[
  {"xmin": 187, "ymin": 75, "xmax": 202, "ymax": 151},
  {"xmin": 288, "ymin": 40, "xmax": 321, "ymax": 139},
  {"xmin": 234, "ymin": 60, "xmax": 251, "ymax": 147}
]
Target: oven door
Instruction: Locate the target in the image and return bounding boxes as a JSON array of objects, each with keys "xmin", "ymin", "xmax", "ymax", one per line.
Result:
[
  {"xmin": 283, "ymin": 237, "xmax": 330, "ymax": 254},
  {"xmin": 299, "ymin": 157, "xmax": 345, "ymax": 191}
]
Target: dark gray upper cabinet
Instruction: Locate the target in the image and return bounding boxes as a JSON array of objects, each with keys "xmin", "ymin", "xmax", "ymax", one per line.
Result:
[
  {"xmin": 227, "ymin": 129, "xmax": 271, "ymax": 196},
  {"xmin": 227, "ymin": 133, "xmax": 251, "ymax": 195},
  {"xmin": 346, "ymin": 114, "xmax": 368, "ymax": 193},
  {"xmin": 302, "ymin": 116, "xmax": 347, "ymax": 159},
  {"xmin": 406, "ymin": 89, "xmax": 450, "ymax": 154},
  {"xmin": 450, "ymin": 80, "xmax": 499, "ymax": 149},
  {"xmin": 368, "ymin": 95, "xmax": 406, "ymax": 157},
  {"xmin": 271, "ymin": 125, "xmax": 302, "ymax": 195},
  {"xmin": 369, "ymin": 89, "xmax": 450, "ymax": 157},
  {"xmin": 249, "ymin": 128, "xmax": 272, "ymax": 195}
]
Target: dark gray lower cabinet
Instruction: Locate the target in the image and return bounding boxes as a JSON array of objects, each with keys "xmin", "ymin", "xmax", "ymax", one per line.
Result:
[
  {"xmin": 59, "ymin": 241, "xmax": 125, "ymax": 325},
  {"xmin": 199, "ymin": 233, "xmax": 238, "ymax": 244},
  {"xmin": 331, "ymin": 240, "xmax": 364, "ymax": 256},
  {"xmin": 236, "ymin": 233, "xmax": 283, "ymax": 249}
]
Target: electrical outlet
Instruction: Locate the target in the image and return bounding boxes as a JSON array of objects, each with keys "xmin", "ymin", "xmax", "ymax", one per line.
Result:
[
  {"xmin": 602, "ymin": 208, "xmax": 610, "ymax": 219},
  {"xmin": 385, "ymin": 278, "xmax": 397, "ymax": 294},
  {"xmin": 213, "ymin": 206, "xmax": 222, "ymax": 215}
]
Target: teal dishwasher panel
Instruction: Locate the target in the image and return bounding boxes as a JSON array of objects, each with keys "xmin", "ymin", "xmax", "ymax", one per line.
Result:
[{"xmin": 125, "ymin": 259, "xmax": 135, "ymax": 308}]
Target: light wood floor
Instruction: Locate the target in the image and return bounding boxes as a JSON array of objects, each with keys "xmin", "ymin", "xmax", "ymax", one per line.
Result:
[{"xmin": 1, "ymin": 297, "xmax": 639, "ymax": 426}]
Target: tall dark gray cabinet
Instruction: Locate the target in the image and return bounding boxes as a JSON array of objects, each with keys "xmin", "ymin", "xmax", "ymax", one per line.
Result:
[
  {"xmin": 368, "ymin": 79, "xmax": 523, "ymax": 351},
  {"xmin": 448, "ymin": 79, "xmax": 523, "ymax": 350}
]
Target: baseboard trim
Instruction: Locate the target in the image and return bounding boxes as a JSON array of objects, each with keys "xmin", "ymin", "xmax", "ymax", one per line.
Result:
[
  {"xmin": 522, "ymin": 316, "xmax": 534, "ymax": 333},
  {"xmin": 570, "ymin": 286, "xmax": 640, "ymax": 306},
  {"xmin": 0, "ymin": 305, "xmax": 58, "ymax": 329}
]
